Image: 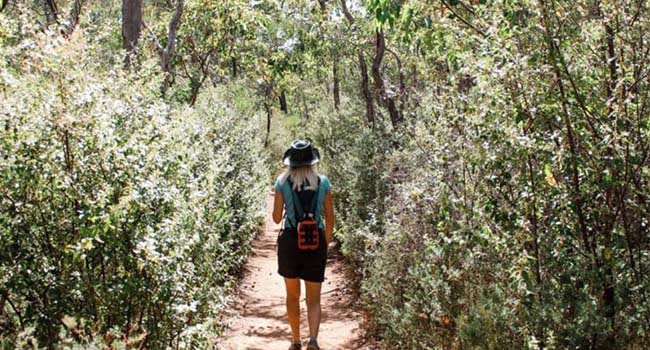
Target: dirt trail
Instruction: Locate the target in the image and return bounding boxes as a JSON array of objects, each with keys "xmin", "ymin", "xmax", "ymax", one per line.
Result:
[{"xmin": 220, "ymin": 193, "xmax": 373, "ymax": 350}]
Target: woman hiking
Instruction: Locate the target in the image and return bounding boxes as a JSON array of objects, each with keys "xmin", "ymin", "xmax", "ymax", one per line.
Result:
[{"xmin": 272, "ymin": 139, "xmax": 335, "ymax": 350}]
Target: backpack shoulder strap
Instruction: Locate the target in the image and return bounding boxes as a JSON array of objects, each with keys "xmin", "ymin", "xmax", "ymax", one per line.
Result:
[
  {"xmin": 307, "ymin": 177, "xmax": 321, "ymax": 216},
  {"xmin": 287, "ymin": 177, "xmax": 305, "ymax": 224}
]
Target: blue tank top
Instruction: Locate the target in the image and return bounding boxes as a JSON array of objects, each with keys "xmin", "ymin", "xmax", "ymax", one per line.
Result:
[{"xmin": 274, "ymin": 174, "xmax": 331, "ymax": 230}]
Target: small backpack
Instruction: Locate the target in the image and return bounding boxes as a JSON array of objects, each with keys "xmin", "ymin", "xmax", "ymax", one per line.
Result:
[{"xmin": 288, "ymin": 177, "xmax": 321, "ymax": 251}]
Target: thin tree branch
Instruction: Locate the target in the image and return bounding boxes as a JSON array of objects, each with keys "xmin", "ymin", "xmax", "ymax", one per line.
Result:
[
  {"xmin": 162, "ymin": 0, "xmax": 185, "ymax": 73},
  {"xmin": 45, "ymin": 0, "xmax": 60, "ymax": 25},
  {"xmin": 554, "ymin": 39, "xmax": 603, "ymax": 140},
  {"xmin": 386, "ymin": 47, "xmax": 406, "ymax": 107},
  {"xmin": 341, "ymin": 0, "xmax": 374, "ymax": 123},
  {"xmin": 440, "ymin": 0, "xmax": 487, "ymax": 38},
  {"xmin": 317, "ymin": 0, "xmax": 327, "ymax": 16},
  {"xmin": 539, "ymin": 0, "xmax": 592, "ymax": 259},
  {"xmin": 62, "ymin": 0, "xmax": 85, "ymax": 37},
  {"xmin": 456, "ymin": 0, "xmax": 476, "ymax": 14},
  {"xmin": 340, "ymin": 0, "xmax": 354, "ymax": 25},
  {"xmin": 2, "ymin": 291, "xmax": 24, "ymax": 329},
  {"xmin": 142, "ymin": 20, "xmax": 164, "ymax": 56},
  {"xmin": 372, "ymin": 30, "xmax": 401, "ymax": 126}
]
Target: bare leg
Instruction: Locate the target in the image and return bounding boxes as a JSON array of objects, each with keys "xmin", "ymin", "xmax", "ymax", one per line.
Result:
[
  {"xmin": 304, "ymin": 281, "xmax": 322, "ymax": 339},
  {"xmin": 284, "ymin": 278, "xmax": 301, "ymax": 343}
]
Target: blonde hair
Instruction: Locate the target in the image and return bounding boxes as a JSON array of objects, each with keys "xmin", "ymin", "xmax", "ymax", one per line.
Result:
[{"xmin": 279, "ymin": 165, "xmax": 319, "ymax": 191}]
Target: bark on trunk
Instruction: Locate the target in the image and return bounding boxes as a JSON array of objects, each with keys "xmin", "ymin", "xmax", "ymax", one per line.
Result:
[
  {"xmin": 189, "ymin": 74, "xmax": 207, "ymax": 106},
  {"xmin": 371, "ymin": 31, "xmax": 384, "ymax": 103},
  {"xmin": 333, "ymin": 61, "xmax": 340, "ymax": 110},
  {"xmin": 122, "ymin": 0, "xmax": 143, "ymax": 66},
  {"xmin": 161, "ymin": 0, "xmax": 184, "ymax": 73},
  {"xmin": 359, "ymin": 51, "xmax": 374, "ymax": 124},
  {"xmin": 279, "ymin": 90, "xmax": 288, "ymax": 113},
  {"xmin": 601, "ymin": 20, "xmax": 618, "ymax": 350},
  {"xmin": 63, "ymin": 0, "xmax": 85, "ymax": 37},
  {"xmin": 386, "ymin": 47, "xmax": 407, "ymax": 116},
  {"xmin": 161, "ymin": 0, "xmax": 184, "ymax": 93},
  {"xmin": 317, "ymin": 0, "xmax": 327, "ymax": 17},
  {"xmin": 264, "ymin": 102, "xmax": 272, "ymax": 147},
  {"xmin": 43, "ymin": 0, "xmax": 59, "ymax": 25},
  {"xmin": 341, "ymin": 0, "xmax": 374, "ymax": 123},
  {"xmin": 340, "ymin": 0, "xmax": 353, "ymax": 23},
  {"xmin": 371, "ymin": 30, "xmax": 401, "ymax": 127},
  {"xmin": 122, "ymin": 0, "xmax": 142, "ymax": 52}
]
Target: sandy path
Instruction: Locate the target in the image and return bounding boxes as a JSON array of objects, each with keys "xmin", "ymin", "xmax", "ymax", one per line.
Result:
[{"xmin": 219, "ymin": 193, "xmax": 373, "ymax": 350}]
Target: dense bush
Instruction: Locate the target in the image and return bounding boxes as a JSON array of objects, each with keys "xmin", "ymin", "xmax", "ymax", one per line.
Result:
[
  {"xmin": 0, "ymin": 17, "xmax": 267, "ymax": 349},
  {"xmin": 310, "ymin": 1, "xmax": 650, "ymax": 349},
  {"xmin": 3, "ymin": 0, "xmax": 650, "ymax": 349}
]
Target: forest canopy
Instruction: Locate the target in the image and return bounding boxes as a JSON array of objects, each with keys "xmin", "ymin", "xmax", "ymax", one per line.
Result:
[{"xmin": 1, "ymin": 0, "xmax": 649, "ymax": 349}]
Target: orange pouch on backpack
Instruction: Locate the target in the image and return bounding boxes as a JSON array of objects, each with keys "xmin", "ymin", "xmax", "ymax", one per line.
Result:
[{"xmin": 297, "ymin": 219, "xmax": 319, "ymax": 251}]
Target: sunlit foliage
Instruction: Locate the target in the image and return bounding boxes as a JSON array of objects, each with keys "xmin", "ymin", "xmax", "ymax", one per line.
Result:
[
  {"xmin": 0, "ymin": 12, "xmax": 267, "ymax": 349},
  {"xmin": 1, "ymin": 0, "xmax": 649, "ymax": 349}
]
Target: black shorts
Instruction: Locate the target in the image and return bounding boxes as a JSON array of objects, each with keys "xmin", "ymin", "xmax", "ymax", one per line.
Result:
[{"xmin": 277, "ymin": 228, "xmax": 328, "ymax": 282}]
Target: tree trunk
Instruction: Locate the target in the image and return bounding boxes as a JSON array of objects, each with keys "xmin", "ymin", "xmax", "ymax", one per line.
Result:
[
  {"xmin": 160, "ymin": 0, "xmax": 184, "ymax": 93},
  {"xmin": 601, "ymin": 19, "xmax": 618, "ymax": 350},
  {"xmin": 340, "ymin": 0, "xmax": 353, "ymax": 23},
  {"xmin": 62, "ymin": 0, "xmax": 85, "ymax": 37},
  {"xmin": 317, "ymin": 0, "xmax": 327, "ymax": 17},
  {"xmin": 341, "ymin": 0, "xmax": 374, "ymax": 124},
  {"xmin": 189, "ymin": 74, "xmax": 207, "ymax": 106},
  {"xmin": 122, "ymin": 0, "xmax": 143, "ymax": 64},
  {"xmin": 333, "ymin": 61, "xmax": 340, "ymax": 110},
  {"xmin": 161, "ymin": 0, "xmax": 184, "ymax": 73},
  {"xmin": 386, "ymin": 47, "xmax": 407, "ymax": 113},
  {"xmin": 371, "ymin": 30, "xmax": 384, "ymax": 103},
  {"xmin": 279, "ymin": 90, "xmax": 288, "ymax": 113},
  {"xmin": 231, "ymin": 57, "xmax": 238, "ymax": 77},
  {"xmin": 42, "ymin": 0, "xmax": 59, "ymax": 26},
  {"xmin": 264, "ymin": 102, "xmax": 272, "ymax": 147},
  {"xmin": 359, "ymin": 51, "xmax": 374, "ymax": 124},
  {"xmin": 372, "ymin": 30, "xmax": 401, "ymax": 127}
]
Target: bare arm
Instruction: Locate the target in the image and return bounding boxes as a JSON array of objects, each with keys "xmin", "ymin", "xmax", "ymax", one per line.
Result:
[
  {"xmin": 272, "ymin": 191, "xmax": 284, "ymax": 224},
  {"xmin": 323, "ymin": 192, "xmax": 335, "ymax": 244}
]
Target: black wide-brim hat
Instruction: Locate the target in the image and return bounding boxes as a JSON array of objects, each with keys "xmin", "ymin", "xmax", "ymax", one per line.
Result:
[{"xmin": 282, "ymin": 139, "xmax": 320, "ymax": 167}]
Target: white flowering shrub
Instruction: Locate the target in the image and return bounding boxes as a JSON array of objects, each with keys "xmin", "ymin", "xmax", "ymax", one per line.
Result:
[
  {"xmin": 0, "ymin": 17, "xmax": 267, "ymax": 350},
  {"xmin": 308, "ymin": 1, "xmax": 650, "ymax": 348}
]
